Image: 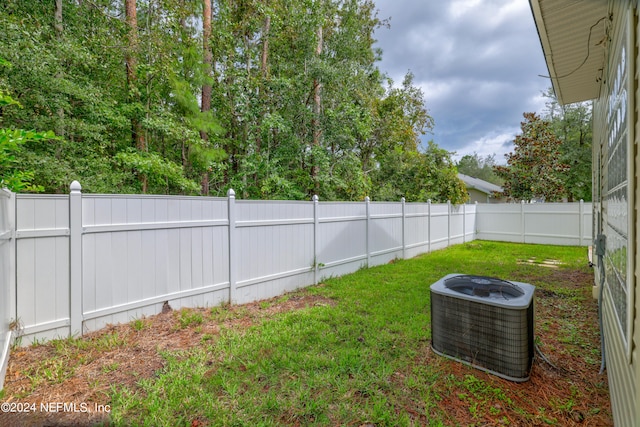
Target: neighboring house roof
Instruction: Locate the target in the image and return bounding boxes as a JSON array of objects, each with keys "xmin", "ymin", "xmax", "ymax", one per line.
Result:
[
  {"xmin": 529, "ymin": 0, "xmax": 608, "ymax": 105},
  {"xmin": 457, "ymin": 173, "xmax": 503, "ymax": 196}
]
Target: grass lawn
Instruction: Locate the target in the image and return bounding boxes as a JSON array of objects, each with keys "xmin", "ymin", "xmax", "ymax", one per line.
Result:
[{"xmin": 1, "ymin": 241, "xmax": 612, "ymax": 426}]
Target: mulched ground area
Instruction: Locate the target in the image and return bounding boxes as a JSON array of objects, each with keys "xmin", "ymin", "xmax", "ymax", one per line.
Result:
[{"xmin": 0, "ymin": 269, "xmax": 612, "ymax": 426}]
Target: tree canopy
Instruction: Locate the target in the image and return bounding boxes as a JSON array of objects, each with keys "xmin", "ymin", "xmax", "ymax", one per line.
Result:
[
  {"xmin": 0, "ymin": 0, "xmax": 467, "ymax": 203},
  {"xmin": 492, "ymin": 88, "xmax": 592, "ymax": 202},
  {"xmin": 494, "ymin": 112, "xmax": 570, "ymax": 202},
  {"xmin": 541, "ymin": 88, "xmax": 592, "ymax": 201}
]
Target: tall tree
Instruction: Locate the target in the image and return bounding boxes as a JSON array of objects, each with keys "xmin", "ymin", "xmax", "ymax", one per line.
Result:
[
  {"xmin": 54, "ymin": 0, "xmax": 64, "ymax": 138},
  {"xmin": 125, "ymin": 0, "xmax": 147, "ymax": 191},
  {"xmin": 200, "ymin": 0, "xmax": 213, "ymax": 195},
  {"xmin": 542, "ymin": 88, "xmax": 592, "ymax": 201},
  {"xmin": 311, "ymin": 23, "xmax": 323, "ymax": 195},
  {"xmin": 494, "ymin": 112, "xmax": 570, "ymax": 202}
]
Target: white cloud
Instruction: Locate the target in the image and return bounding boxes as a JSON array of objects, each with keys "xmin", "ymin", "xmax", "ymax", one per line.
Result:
[
  {"xmin": 373, "ymin": 0, "xmax": 549, "ymax": 154},
  {"xmin": 452, "ymin": 127, "xmax": 519, "ymax": 164},
  {"xmin": 448, "ymin": 0, "xmax": 483, "ymax": 21}
]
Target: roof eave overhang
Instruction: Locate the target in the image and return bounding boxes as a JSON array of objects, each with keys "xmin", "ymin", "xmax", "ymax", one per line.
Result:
[{"xmin": 529, "ymin": 0, "xmax": 609, "ymax": 105}]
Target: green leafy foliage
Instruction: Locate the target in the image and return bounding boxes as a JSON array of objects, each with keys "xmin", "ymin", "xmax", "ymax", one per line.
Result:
[
  {"xmin": 115, "ymin": 150, "xmax": 200, "ymax": 194},
  {"xmin": 494, "ymin": 112, "xmax": 570, "ymax": 202},
  {"xmin": 0, "ymin": 0, "xmax": 467, "ymax": 201},
  {"xmin": 542, "ymin": 89, "xmax": 592, "ymax": 201},
  {"xmin": 0, "ymin": 128, "xmax": 57, "ymax": 192}
]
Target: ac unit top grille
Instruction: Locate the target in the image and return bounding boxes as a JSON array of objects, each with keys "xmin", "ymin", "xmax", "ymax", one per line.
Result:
[
  {"xmin": 444, "ymin": 275, "xmax": 524, "ymax": 299},
  {"xmin": 432, "ymin": 274, "xmax": 535, "ymax": 309}
]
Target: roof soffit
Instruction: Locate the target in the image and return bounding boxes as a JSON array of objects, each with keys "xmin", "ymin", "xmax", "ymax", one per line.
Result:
[{"xmin": 530, "ymin": 0, "xmax": 609, "ymax": 105}]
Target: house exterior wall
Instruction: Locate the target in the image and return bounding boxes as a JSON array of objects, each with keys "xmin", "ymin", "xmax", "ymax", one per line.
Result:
[
  {"xmin": 592, "ymin": 2, "xmax": 639, "ymax": 425},
  {"xmin": 467, "ymin": 188, "xmax": 490, "ymax": 203}
]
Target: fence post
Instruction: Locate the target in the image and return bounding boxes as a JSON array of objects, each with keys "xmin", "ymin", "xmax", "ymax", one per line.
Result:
[
  {"xmin": 447, "ymin": 200, "xmax": 451, "ymax": 247},
  {"xmin": 313, "ymin": 195, "xmax": 319, "ymax": 285},
  {"xmin": 365, "ymin": 196, "xmax": 371, "ymax": 267},
  {"xmin": 401, "ymin": 197, "xmax": 406, "ymax": 259},
  {"xmin": 520, "ymin": 200, "xmax": 526, "ymax": 243},
  {"xmin": 69, "ymin": 181, "xmax": 83, "ymax": 337},
  {"xmin": 227, "ymin": 189, "xmax": 237, "ymax": 304},
  {"xmin": 579, "ymin": 199, "xmax": 584, "ymax": 246},
  {"xmin": 427, "ymin": 199, "xmax": 431, "ymax": 253}
]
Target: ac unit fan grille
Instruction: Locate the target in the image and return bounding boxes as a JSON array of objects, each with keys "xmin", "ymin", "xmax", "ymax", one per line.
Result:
[{"xmin": 431, "ymin": 294, "xmax": 534, "ymax": 380}]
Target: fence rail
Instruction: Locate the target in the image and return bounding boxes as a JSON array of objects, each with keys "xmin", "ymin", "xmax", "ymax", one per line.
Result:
[{"xmin": 0, "ymin": 183, "xmax": 592, "ymax": 390}]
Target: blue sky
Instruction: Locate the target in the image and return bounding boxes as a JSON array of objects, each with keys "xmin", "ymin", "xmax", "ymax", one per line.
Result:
[{"xmin": 372, "ymin": 0, "xmax": 550, "ymax": 163}]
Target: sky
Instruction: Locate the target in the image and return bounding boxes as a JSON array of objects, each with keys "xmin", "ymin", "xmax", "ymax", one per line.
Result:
[{"xmin": 372, "ymin": 0, "xmax": 551, "ymax": 164}]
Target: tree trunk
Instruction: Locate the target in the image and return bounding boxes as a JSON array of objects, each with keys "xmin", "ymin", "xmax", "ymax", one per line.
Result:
[
  {"xmin": 311, "ymin": 25, "xmax": 323, "ymax": 195},
  {"xmin": 261, "ymin": 15, "xmax": 270, "ymax": 79},
  {"xmin": 200, "ymin": 0, "xmax": 213, "ymax": 195},
  {"xmin": 125, "ymin": 0, "xmax": 147, "ymax": 191},
  {"xmin": 254, "ymin": 13, "xmax": 270, "ymax": 187},
  {"xmin": 54, "ymin": 0, "xmax": 65, "ymax": 139}
]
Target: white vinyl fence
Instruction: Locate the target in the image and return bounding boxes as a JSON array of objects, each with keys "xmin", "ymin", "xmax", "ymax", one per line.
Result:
[
  {"xmin": 475, "ymin": 201, "xmax": 592, "ymax": 246},
  {"xmin": 0, "ymin": 188, "xmax": 14, "ymax": 390},
  {"xmin": 0, "ymin": 183, "xmax": 593, "ymax": 390},
  {"xmin": 5, "ymin": 183, "xmax": 477, "ymax": 348}
]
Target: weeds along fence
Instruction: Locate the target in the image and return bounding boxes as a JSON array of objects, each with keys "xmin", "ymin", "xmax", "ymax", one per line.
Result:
[{"xmin": 0, "ymin": 182, "xmax": 592, "ymax": 389}]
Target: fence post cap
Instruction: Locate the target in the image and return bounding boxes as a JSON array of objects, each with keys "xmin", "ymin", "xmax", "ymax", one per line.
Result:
[
  {"xmin": 427, "ymin": 199, "xmax": 431, "ymax": 204},
  {"xmin": 312, "ymin": 194, "xmax": 319, "ymax": 202},
  {"xmin": 401, "ymin": 197, "xmax": 405, "ymax": 203},
  {"xmin": 364, "ymin": 196, "xmax": 370, "ymax": 202},
  {"xmin": 70, "ymin": 181, "xmax": 82, "ymax": 193},
  {"xmin": 227, "ymin": 188, "xmax": 235, "ymax": 198}
]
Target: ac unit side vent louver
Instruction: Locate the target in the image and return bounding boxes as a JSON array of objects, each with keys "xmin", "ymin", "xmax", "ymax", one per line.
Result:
[{"xmin": 430, "ymin": 274, "xmax": 535, "ymax": 382}]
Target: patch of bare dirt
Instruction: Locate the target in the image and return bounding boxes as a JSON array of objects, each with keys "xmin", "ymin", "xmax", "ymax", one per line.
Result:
[{"xmin": 0, "ymin": 293, "xmax": 336, "ymax": 427}]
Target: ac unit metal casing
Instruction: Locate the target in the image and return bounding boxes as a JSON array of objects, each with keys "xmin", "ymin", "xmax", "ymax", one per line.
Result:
[{"xmin": 430, "ymin": 274, "xmax": 535, "ymax": 382}]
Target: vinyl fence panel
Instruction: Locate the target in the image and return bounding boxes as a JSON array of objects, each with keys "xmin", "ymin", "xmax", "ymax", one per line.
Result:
[
  {"xmin": 234, "ymin": 200, "xmax": 315, "ymax": 304},
  {"xmin": 476, "ymin": 201, "xmax": 592, "ymax": 245},
  {"xmin": 15, "ymin": 194, "xmax": 70, "ymax": 343},
  {"xmin": 0, "ymin": 188, "xmax": 14, "ymax": 390},
  {"xmin": 81, "ymin": 194, "xmax": 230, "ymax": 332},
  {"xmin": 429, "ymin": 203, "xmax": 451, "ymax": 251},
  {"xmin": 316, "ymin": 201, "xmax": 368, "ymax": 278},
  {"xmin": 368, "ymin": 201, "xmax": 404, "ymax": 266},
  {"xmin": 404, "ymin": 202, "xmax": 431, "ymax": 259},
  {"xmin": 475, "ymin": 203, "xmax": 524, "ymax": 243}
]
